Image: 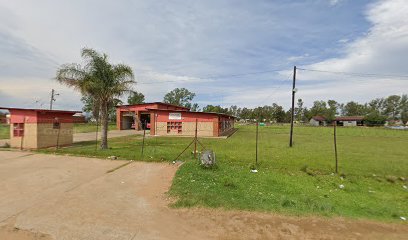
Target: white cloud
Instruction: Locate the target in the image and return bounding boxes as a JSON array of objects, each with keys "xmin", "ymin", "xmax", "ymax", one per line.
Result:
[{"xmin": 285, "ymin": 0, "xmax": 408, "ymax": 107}]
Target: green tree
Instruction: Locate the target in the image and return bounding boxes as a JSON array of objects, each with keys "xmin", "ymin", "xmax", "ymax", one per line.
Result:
[
  {"xmin": 81, "ymin": 95, "xmax": 100, "ymax": 121},
  {"xmin": 384, "ymin": 95, "xmax": 401, "ymax": 120},
  {"xmin": 295, "ymin": 98, "xmax": 304, "ymax": 122},
  {"xmin": 326, "ymin": 99, "xmax": 339, "ymax": 121},
  {"xmin": 163, "ymin": 88, "xmax": 196, "ymax": 108},
  {"xmin": 203, "ymin": 105, "xmax": 229, "ymax": 114},
  {"xmin": 400, "ymin": 94, "xmax": 408, "ymax": 124},
  {"xmin": 342, "ymin": 101, "xmax": 367, "ymax": 116},
  {"xmin": 309, "ymin": 101, "xmax": 327, "ymax": 118},
  {"xmin": 191, "ymin": 103, "xmax": 200, "ymax": 112},
  {"xmin": 364, "ymin": 112, "xmax": 387, "ymax": 126},
  {"xmin": 272, "ymin": 103, "xmax": 286, "ymax": 123},
  {"xmin": 56, "ymin": 48, "xmax": 135, "ymax": 149},
  {"xmin": 127, "ymin": 91, "xmax": 145, "ymax": 105}
]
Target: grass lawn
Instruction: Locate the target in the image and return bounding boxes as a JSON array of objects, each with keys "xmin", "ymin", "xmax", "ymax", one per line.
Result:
[
  {"xmin": 73, "ymin": 123, "xmax": 117, "ymax": 133},
  {"xmin": 37, "ymin": 125, "xmax": 408, "ymax": 222},
  {"xmin": 0, "ymin": 124, "xmax": 9, "ymax": 139}
]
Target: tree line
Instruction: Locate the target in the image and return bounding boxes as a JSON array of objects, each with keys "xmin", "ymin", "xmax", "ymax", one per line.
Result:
[{"xmin": 122, "ymin": 88, "xmax": 408, "ymax": 124}]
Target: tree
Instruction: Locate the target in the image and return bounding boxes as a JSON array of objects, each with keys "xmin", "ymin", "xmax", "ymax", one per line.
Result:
[
  {"xmin": 271, "ymin": 103, "xmax": 286, "ymax": 123},
  {"xmin": 400, "ymin": 94, "xmax": 408, "ymax": 124},
  {"xmin": 163, "ymin": 88, "xmax": 196, "ymax": 108},
  {"xmin": 56, "ymin": 48, "xmax": 135, "ymax": 149},
  {"xmin": 309, "ymin": 101, "xmax": 327, "ymax": 118},
  {"xmin": 203, "ymin": 105, "xmax": 229, "ymax": 114},
  {"xmin": 384, "ymin": 95, "xmax": 401, "ymax": 120},
  {"xmin": 364, "ymin": 112, "xmax": 387, "ymax": 126},
  {"xmin": 191, "ymin": 103, "xmax": 200, "ymax": 112},
  {"xmin": 326, "ymin": 99, "xmax": 339, "ymax": 121},
  {"xmin": 81, "ymin": 95, "xmax": 100, "ymax": 121},
  {"xmin": 342, "ymin": 101, "xmax": 367, "ymax": 116},
  {"xmin": 127, "ymin": 91, "xmax": 145, "ymax": 105},
  {"xmin": 295, "ymin": 99, "xmax": 304, "ymax": 122}
]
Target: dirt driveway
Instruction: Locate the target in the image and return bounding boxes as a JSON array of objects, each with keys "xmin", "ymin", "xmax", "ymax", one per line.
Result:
[
  {"xmin": 0, "ymin": 129, "xmax": 141, "ymax": 147},
  {"xmin": 0, "ymin": 151, "xmax": 406, "ymax": 240}
]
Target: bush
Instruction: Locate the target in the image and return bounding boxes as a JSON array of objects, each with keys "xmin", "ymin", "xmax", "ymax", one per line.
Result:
[{"xmin": 364, "ymin": 112, "xmax": 387, "ymax": 126}]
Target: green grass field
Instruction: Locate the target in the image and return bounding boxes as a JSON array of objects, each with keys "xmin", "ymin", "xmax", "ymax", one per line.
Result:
[
  {"xmin": 0, "ymin": 124, "xmax": 9, "ymax": 139},
  {"xmin": 73, "ymin": 123, "xmax": 117, "ymax": 133},
  {"xmin": 37, "ymin": 125, "xmax": 408, "ymax": 221}
]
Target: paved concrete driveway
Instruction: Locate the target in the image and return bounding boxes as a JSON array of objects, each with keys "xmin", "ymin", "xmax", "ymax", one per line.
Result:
[{"xmin": 0, "ymin": 151, "xmax": 407, "ymax": 240}]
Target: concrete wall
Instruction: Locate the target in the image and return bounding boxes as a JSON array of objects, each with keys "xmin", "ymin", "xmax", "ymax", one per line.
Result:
[
  {"xmin": 9, "ymin": 123, "xmax": 73, "ymax": 149},
  {"xmin": 154, "ymin": 121, "xmax": 214, "ymax": 137},
  {"xmin": 341, "ymin": 121, "xmax": 357, "ymax": 127},
  {"xmin": 10, "ymin": 123, "xmax": 37, "ymax": 149},
  {"xmin": 36, "ymin": 123, "xmax": 73, "ymax": 148},
  {"xmin": 310, "ymin": 119, "xmax": 326, "ymax": 126}
]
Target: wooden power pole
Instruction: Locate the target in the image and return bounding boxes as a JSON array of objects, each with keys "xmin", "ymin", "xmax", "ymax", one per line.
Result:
[
  {"xmin": 289, "ymin": 66, "xmax": 297, "ymax": 147},
  {"xmin": 49, "ymin": 89, "xmax": 59, "ymax": 110}
]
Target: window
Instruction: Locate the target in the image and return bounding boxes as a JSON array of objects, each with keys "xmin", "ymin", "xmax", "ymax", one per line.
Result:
[
  {"xmin": 13, "ymin": 123, "xmax": 24, "ymax": 137},
  {"xmin": 167, "ymin": 122, "xmax": 182, "ymax": 133},
  {"xmin": 53, "ymin": 122, "xmax": 61, "ymax": 129}
]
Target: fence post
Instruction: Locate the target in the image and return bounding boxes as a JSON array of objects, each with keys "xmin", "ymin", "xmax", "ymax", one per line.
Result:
[
  {"xmin": 334, "ymin": 121, "xmax": 338, "ymax": 173},
  {"xmin": 55, "ymin": 118, "xmax": 60, "ymax": 150},
  {"xmin": 194, "ymin": 118, "xmax": 198, "ymax": 159},
  {"xmin": 256, "ymin": 121, "xmax": 259, "ymax": 167},
  {"xmin": 141, "ymin": 120, "xmax": 146, "ymax": 158}
]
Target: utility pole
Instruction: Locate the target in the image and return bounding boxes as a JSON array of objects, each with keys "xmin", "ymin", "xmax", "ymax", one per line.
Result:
[
  {"xmin": 49, "ymin": 89, "xmax": 59, "ymax": 110},
  {"xmin": 289, "ymin": 66, "xmax": 297, "ymax": 147}
]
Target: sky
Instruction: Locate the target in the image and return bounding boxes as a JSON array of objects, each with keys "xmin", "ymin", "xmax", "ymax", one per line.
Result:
[{"xmin": 0, "ymin": 0, "xmax": 407, "ymax": 111}]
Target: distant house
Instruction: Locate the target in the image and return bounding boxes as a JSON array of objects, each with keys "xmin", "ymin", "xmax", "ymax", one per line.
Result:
[
  {"xmin": 335, "ymin": 116, "xmax": 365, "ymax": 126},
  {"xmin": 309, "ymin": 116, "xmax": 327, "ymax": 126},
  {"xmin": 310, "ymin": 116, "xmax": 365, "ymax": 127}
]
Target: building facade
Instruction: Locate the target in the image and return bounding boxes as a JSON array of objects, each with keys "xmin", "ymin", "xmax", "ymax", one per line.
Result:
[
  {"xmin": 310, "ymin": 115, "xmax": 365, "ymax": 127},
  {"xmin": 116, "ymin": 102, "xmax": 235, "ymax": 137},
  {"xmin": 1, "ymin": 108, "xmax": 80, "ymax": 149}
]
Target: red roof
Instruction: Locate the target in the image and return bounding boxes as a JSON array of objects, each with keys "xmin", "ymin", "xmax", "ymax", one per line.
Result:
[
  {"xmin": 0, "ymin": 107, "xmax": 81, "ymax": 114},
  {"xmin": 335, "ymin": 116, "xmax": 364, "ymax": 121},
  {"xmin": 116, "ymin": 102, "xmax": 190, "ymax": 110},
  {"xmin": 146, "ymin": 108, "xmax": 235, "ymax": 118},
  {"xmin": 312, "ymin": 116, "xmax": 326, "ymax": 121}
]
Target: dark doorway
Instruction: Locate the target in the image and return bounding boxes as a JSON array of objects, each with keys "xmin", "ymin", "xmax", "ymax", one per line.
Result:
[{"xmin": 140, "ymin": 113, "xmax": 151, "ymax": 129}]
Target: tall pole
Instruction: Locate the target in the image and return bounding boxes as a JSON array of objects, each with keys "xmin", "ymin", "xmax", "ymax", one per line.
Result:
[
  {"xmin": 289, "ymin": 66, "xmax": 297, "ymax": 147},
  {"xmin": 334, "ymin": 121, "xmax": 338, "ymax": 173},
  {"xmin": 49, "ymin": 89, "xmax": 59, "ymax": 110},
  {"xmin": 141, "ymin": 120, "xmax": 146, "ymax": 158},
  {"xmin": 256, "ymin": 121, "xmax": 259, "ymax": 167},
  {"xmin": 50, "ymin": 89, "xmax": 55, "ymax": 110}
]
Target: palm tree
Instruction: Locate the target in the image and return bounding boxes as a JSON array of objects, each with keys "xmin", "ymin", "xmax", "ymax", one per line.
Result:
[{"xmin": 56, "ymin": 48, "xmax": 135, "ymax": 149}]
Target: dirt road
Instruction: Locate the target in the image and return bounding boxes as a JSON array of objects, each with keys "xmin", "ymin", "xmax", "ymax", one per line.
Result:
[
  {"xmin": 0, "ymin": 129, "xmax": 141, "ymax": 147},
  {"xmin": 0, "ymin": 151, "xmax": 406, "ymax": 239}
]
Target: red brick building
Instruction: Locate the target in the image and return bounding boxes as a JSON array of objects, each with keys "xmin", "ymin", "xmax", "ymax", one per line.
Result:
[
  {"xmin": 116, "ymin": 102, "xmax": 235, "ymax": 137},
  {"xmin": 0, "ymin": 107, "xmax": 81, "ymax": 149}
]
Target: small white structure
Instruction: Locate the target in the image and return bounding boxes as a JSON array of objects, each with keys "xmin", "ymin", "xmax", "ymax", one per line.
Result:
[
  {"xmin": 335, "ymin": 116, "xmax": 364, "ymax": 127},
  {"xmin": 309, "ymin": 116, "xmax": 326, "ymax": 126}
]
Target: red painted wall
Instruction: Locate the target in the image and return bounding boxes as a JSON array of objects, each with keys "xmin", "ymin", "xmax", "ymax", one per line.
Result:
[
  {"xmin": 9, "ymin": 110, "xmax": 76, "ymax": 124},
  {"xmin": 155, "ymin": 111, "xmax": 217, "ymax": 122}
]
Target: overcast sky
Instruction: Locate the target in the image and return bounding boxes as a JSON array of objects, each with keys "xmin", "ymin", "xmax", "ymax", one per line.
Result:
[{"xmin": 0, "ymin": 0, "xmax": 407, "ymax": 111}]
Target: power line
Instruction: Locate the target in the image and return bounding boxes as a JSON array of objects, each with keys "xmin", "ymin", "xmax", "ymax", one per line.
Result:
[
  {"xmin": 136, "ymin": 69, "xmax": 284, "ymax": 85},
  {"xmin": 297, "ymin": 67, "xmax": 408, "ymax": 80}
]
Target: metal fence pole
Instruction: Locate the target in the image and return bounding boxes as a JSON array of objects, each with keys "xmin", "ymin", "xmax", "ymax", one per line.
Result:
[
  {"xmin": 194, "ymin": 118, "xmax": 198, "ymax": 159},
  {"xmin": 334, "ymin": 121, "xmax": 338, "ymax": 173},
  {"xmin": 256, "ymin": 121, "xmax": 259, "ymax": 167},
  {"xmin": 141, "ymin": 120, "xmax": 146, "ymax": 158}
]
